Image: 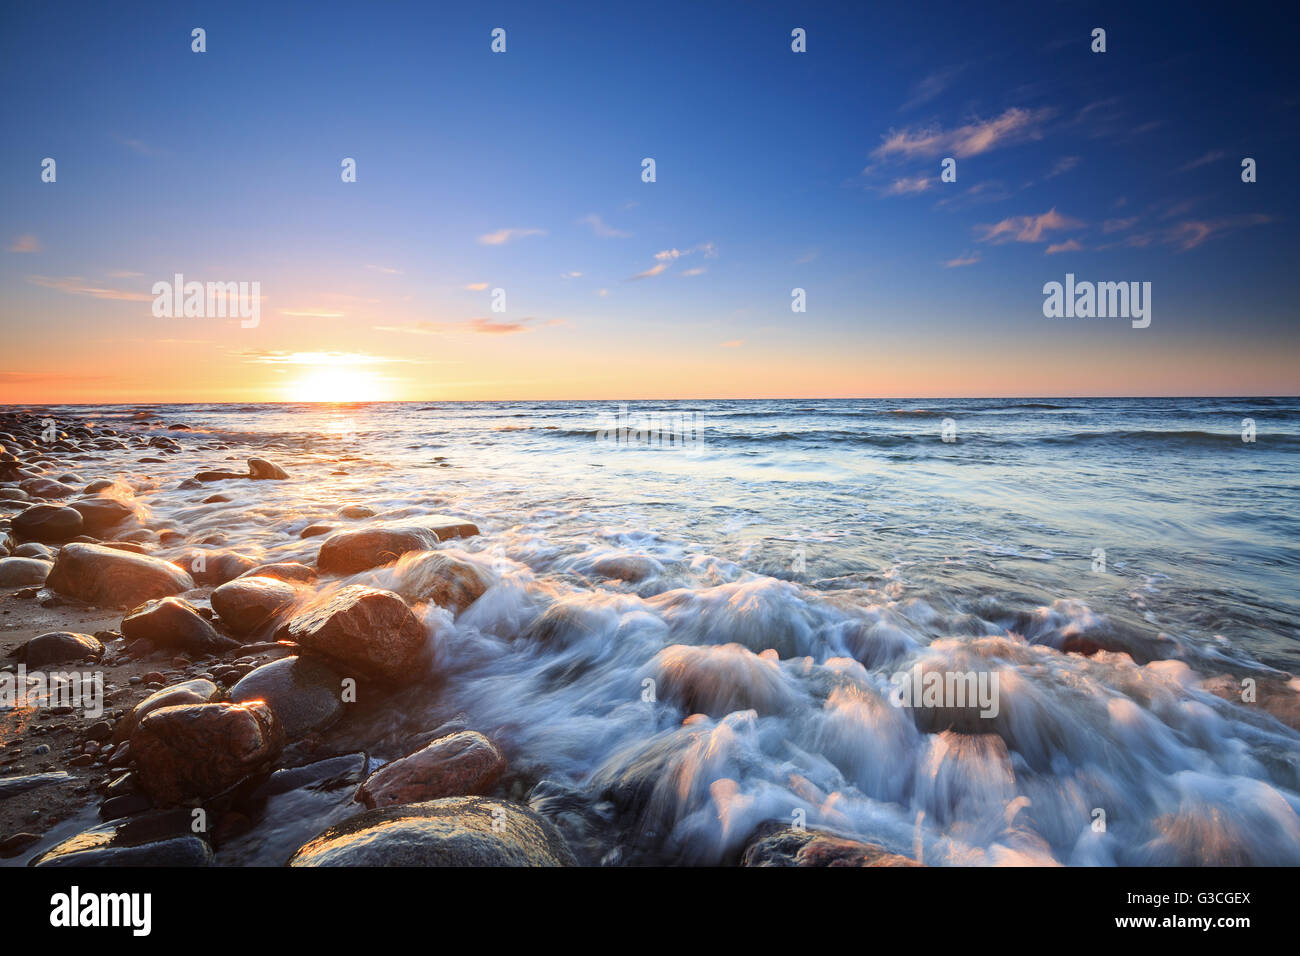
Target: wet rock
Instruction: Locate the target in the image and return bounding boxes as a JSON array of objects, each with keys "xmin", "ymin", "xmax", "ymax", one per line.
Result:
[
  {"xmin": 647, "ymin": 643, "xmax": 796, "ymax": 717},
  {"xmin": 392, "ymin": 550, "xmax": 489, "ymax": 613},
  {"xmin": 194, "ymin": 469, "xmax": 248, "ymax": 482},
  {"xmin": 83, "ymin": 479, "xmax": 116, "ymax": 494},
  {"xmin": 240, "ymin": 562, "xmax": 316, "ymax": 584},
  {"xmin": 0, "ymin": 556, "xmax": 51, "ymax": 586},
  {"xmin": 211, "ymin": 575, "xmax": 301, "ymax": 635},
  {"xmin": 742, "ymin": 824, "xmax": 923, "ymax": 867},
  {"xmin": 339, "ymin": 504, "xmax": 375, "ymax": 519},
  {"xmin": 287, "ymin": 797, "xmax": 576, "ymax": 866},
  {"xmin": 131, "ymin": 701, "xmax": 285, "ymax": 804},
  {"xmin": 316, "ymin": 518, "xmax": 479, "ymax": 575},
  {"xmin": 248, "ymin": 457, "xmax": 290, "ymax": 480},
  {"xmin": 280, "ymin": 585, "xmax": 428, "ymax": 684},
  {"xmin": 0, "ymin": 832, "xmax": 40, "ymax": 858},
  {"xmin": 203, "ymin": 493, "xmax": 232, "ymax": 503},
  {"xmin": 300, "ymin": 523, "xmax": 334, "ymax": 539},
  {"xmin": 11, "ymin": 504, "xmax": 84, "ymax": 542},
  {"xmin": 190, "ymin": 550, "xmax": 259, "ymax": 587},
  {"xmin": 29, "ymin": 809, "xmax": 212, "ymax": 866},
  {"xmin": 256, "ymin": 753, "xmax": 369, "ymax": 798},
  {"xmin": 68, "ymin": 497, "xmax": 135, "ymax": 535},
  {"xmin": 0, "ymin": 771, "xmax": 73, "ymax": 800},
  {"xmin": 15, "ymin": 631, "xmax": 104, "ymax": 667},
  {"xmin": 113, "ymin": 678, "xmax": 222, "ymax": 743},
  {"xmin": 46, "ymin": 542, "xmax": 195, "ymax": 608},
  {"xmin": 229, "ymin": 656, "xmax": 344, "ymax": 738},
  {"xmin": 12, "ymin": 542, "xmax": 53, "ymax": 559},
  {"xmin": 18, "ymin": 477, "xmax": 76, "ymax": 499},
  {"xmin": 122, "ymin": 596, "xmax": 239, "ymax": 654},
  {"xmin": 357, "ymin": 731, "xmax": 506, "ymax": 808},
  {"xmin": 1202, "ymin": 673, "xmax": 1300, "ymax": 732},
  {"xmin": 592, "ymin": 553, "xmax": 664, "ymax": 582}
]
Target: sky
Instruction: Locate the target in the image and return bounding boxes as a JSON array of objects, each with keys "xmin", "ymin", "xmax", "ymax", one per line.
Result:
[{"xmin": 1, "ymin": 0, "xmax": 1297, "ymax": 403}]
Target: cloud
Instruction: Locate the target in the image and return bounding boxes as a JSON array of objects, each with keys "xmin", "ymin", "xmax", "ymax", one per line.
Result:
[
  {"xmin": 8, "ymin": 235, "xmax": 41, "ymax": 253},
  {"xmin": 680, "ymin": 267, "xmax": 706, "ymax": 277},
  {"xmin": 242, "ymin": 350, "xmax": 413, "ymax": 366},
  {"xmin": 1045, "ymin": 239, "xmax": 1084, "ymax": 254},
  {"xmin": 1178, "ymin": 150, "xmax": 1225, "ymax": 172},
  {"xmin": 975, "ymin": 207, "xmax": 1084, "ymax": 244},
  {"xmin": 654, "ymin": 248, "xmax": 687, "ymax": 261},
  {"xmin": 1102, "ymin": 217, "xmax": 1138, "ymax": 233},
  {"xmin": 365, "ymin": 264, "xmax": 402, "ymax": 275},
  {"xmin": 278, "ymin": 310, "xmax": 346, "ymax": 318},
  {"xmin": 900, "ymin": 66, "xmax": 965, "ymax": 112},
  {"xmin": 463, "ymin": 282, "xmax": 489, "ymax": 291},
  {"xmin": 28, "ymin": 275, "xmax": 152, "ymax": 301},
  {"xmin": 943, "ymin": 252, "xmax": 981, "ymax": 268},
  {"xmin": 578, "ymin": 213, "xmax": 630, "ymax": 238},
  {"xmin": 375, "ymin": 316, "xmax": 564, "ymax": 336},
  {"xmin": 872, "ymin": 107, "xmax": 1053, "ymax": 161},
  {"xmin": 478, "ymin": 227, "xmax": 546, "ymax": 245},
  {"xmin": 796, "ymin": 249, "xmax": 820, "ymax": 264},
  {"xmin": 1046, "ymin": 156, "xmax": 1080, "ymax": 178},
  {"xmin": 1166, "ymin": 213, "xmax": 1274, "ymax": 251},
  {"xmin": 106, "ymin": 270, "xmax": 143, "ymax": 278},
  {"xmin": 883, "ymin": 176, "xmax": 933, "ymax": 196},
  {"xmin": 720, "ymin": 339, "xmax": 744, "ymax": 348},
  {"xmin": 560, "ymin": 271, "xmax": 583, "ymax": 279},
  {"xmin": 628, "ymin": 263, "xmax": 669, "ymax": 280}
]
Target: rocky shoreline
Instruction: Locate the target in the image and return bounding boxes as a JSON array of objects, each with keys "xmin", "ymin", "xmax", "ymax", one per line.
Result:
[{"xmin": 0, "ymin": 408, "xmax": 919, "ymax": 867}]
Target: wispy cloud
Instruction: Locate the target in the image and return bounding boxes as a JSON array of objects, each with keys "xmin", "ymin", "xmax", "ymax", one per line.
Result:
[
  {"xmin": 578, "ymin": 213, "xmax": 630, "ymax": 238},
  {"xmin": 628, "ymin": 263, "xmax": 669, "ymax": 281},
  {"xmin": 365, "ymin": 264, "xmax": 402, "ymax": 275},
  {"xmin": 242, "ymin": 350, "xmax": 415, "ymax": 366},
  {"xmin": 1045, "ymin": 239, "xmax": 1084, "ymax": 254},
  {"xmin": 375, "ymin": 317, "xmax": 567, "ymax": 336},
  {"xmin": 1046, "ymin": 156, "xmax": 1080, "ymax": 179},
  {"xmin": 975, "ymin": 207, "xmax": 1084, "ymax": 244},
  {"xmin": 114, "ymin": 135, "xmax": 157, "ymax": 156},
  {"xmin": 720, "ymin": 339, "xmax": 744, "ymax": 348},
  {"xmin": 478, "ymin": 227, "xmax": 546, "ymax": 245},
  {"xmin": 8, "ymin": 235, "xmax": 41, "ymax": 253},
  {"xmin": 1178, "ymin": 149, "xmax": 1225, "ymax": 172},
  {"xmin": 680, "ymin": 267, "xmax": 707, "ymax": 277},
  {"xmin": 900, "ymin": 66, "xmax": 965, "ymax": 112},
  {"xmin": 28, "ymin": 275, "xmax": 152, "ymax": 301},
  {"xmin": 1166, "ymin": 213, "xmax": 1274, "ymax": 250},
  {"xmin": 871, "ymin": 107, "xmax": 1054, "ymax": 161},
  {"xmin": 943, "ymin": 252, "xmax": 981, "ymax": 268},
  {"xmin": 279, "ymin": 310, "xmax": 346, "ymax": 318},
  {"xmin": 463, "ymin": 282, "xmax": 489, "ymax": 291},
  {"xmin": 883, "ymin": 175, "xmax": 933, "ymax": 196},
  {"xmin": 1102, "ymin": 217, "xmax": 1138, "ymax": 233}
]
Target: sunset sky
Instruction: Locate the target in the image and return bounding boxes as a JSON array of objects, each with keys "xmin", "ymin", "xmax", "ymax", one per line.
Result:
[{"xmin": 1, "ymin": 1, "xmax": 1297, "ymax": 403}]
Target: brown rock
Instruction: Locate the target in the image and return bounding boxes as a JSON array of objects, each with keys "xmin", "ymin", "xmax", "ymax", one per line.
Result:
[
  {"xmin": 131, "ymin": 701, "xmax": 285, "ymax": 803},
  {"xmin": 358, "ymin": 732, "xmax": 506, "ymax": 808},
  {"xmin": 280, "ymin": 585, "xmax": 427, "ymax": 684},
  {"xmin": 742, "ymin": 825, "xmax": 923, "ymax": 867},
  {"xmin": 211, "ymin": 576, "xmax": 301, "ymax": 635},
  {"xmin": 316, "ymin": 519, "xmax": 479, "ymax": 575},
  {"xmin": 113, "ymin": 678, "xmax": 222, "ymax": 743},
  {"xmin": 392, "ymin": 550, "xmax": 489, "ymax": 613},
  {"xmin": 121, "ymin": 596, "xmax": 238, "ymax": 654},
  {"xmin": 45, "ymin": 543, "xmax": 194, "ymax": 608},
  {"xmin": 239, "ymin": 562, "xmax": 316, "ymax": 584}
]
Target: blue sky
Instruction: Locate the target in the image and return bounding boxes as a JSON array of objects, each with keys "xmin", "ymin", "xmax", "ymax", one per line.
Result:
[{"xmin": 1, "ymin": 0, "xmax": 1297, "ymax": 400}]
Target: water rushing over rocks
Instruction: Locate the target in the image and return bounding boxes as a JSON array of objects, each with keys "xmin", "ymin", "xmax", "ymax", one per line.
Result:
[{"xmin": 1, "ymin": 399, "xmax": 1298, "ymax": 866}]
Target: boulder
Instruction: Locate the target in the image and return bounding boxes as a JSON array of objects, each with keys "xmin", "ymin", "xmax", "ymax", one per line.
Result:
[
  {"xmin": 16, "ymin": 631, "xmax": 103, "ymax": 668},
  {"xmin": 741, "ymin": 825, "xmax": 923, "ymax": 867},
  {"xmin": 68, "ymin": 497, "xmax": 135, "ymax": 534},
  {"xmin": 211, "ymin": 575, "xmax": 300, "ymax": 635},
  {"xmin": 392, "ymin": 550, "xmax": 489, "ymax": 613},
  {"xmin": 12, "ymin": 504, "xmax": 83, "ymax": 543},
  {"xmin": 189, "ymin": 550, "xmax": 259, "ymax": 587},
  {"xmin": 316, "ymin": 519, "xmax": 480, "ymax": 575},
  {"xmin": 592, "ymin": 553, "xmax": 664, "ymax": 582},
  {"xmin": 46, "ymin": 543, "xmax": 195, "ymax": 608},
  {"xmin": 131, "ymin": 701, "xmax": 285, "ymax": 804},
  {"xmin": 287, "ymin": 797, "xmax": 576, "ymax": 866},
  {"xmin": 18, "ymin": 477, "xmax": 76, "ymax": 499},
  {"xmin": 113, "ymin": 678, "xmax": 222, "ymax": 743},
  {"xmin": 357, "ymin": 732, "xmax": 506, "ymax": 808},
  {"xmin": 229, "ymin": 656, "xmax": 344, "ymax": 738},
  {"xmin": 0, "ymin": 556, "xmax": 51, "ymax": 586},
  {"xmin": 121, "ymin": 596, "xmax": 239, "ymax": 654},
  {"xmin": 279, "ymin": 585, "xmax": 427, "ymax": 684},
  {"xmin": 239, "ymin": 562, "xmax": 316, "ymax": 584},
  {"xmin": 248, "ymin": 457, "xmax": 290, "ymax": 480},
  {"xmin": 29, "ymin": 809, "xmax": 212, "ymax": 867}
]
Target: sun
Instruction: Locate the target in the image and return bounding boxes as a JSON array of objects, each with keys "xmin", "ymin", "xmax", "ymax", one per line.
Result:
[{"xmin": 287, "ymin": 367, "xmax": 389, "ymax": 403}]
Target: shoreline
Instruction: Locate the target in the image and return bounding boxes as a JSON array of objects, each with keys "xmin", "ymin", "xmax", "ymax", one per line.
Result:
[{"xmin": 2, "ymin": 406, "xmax": 1299, "ymax": 867}]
